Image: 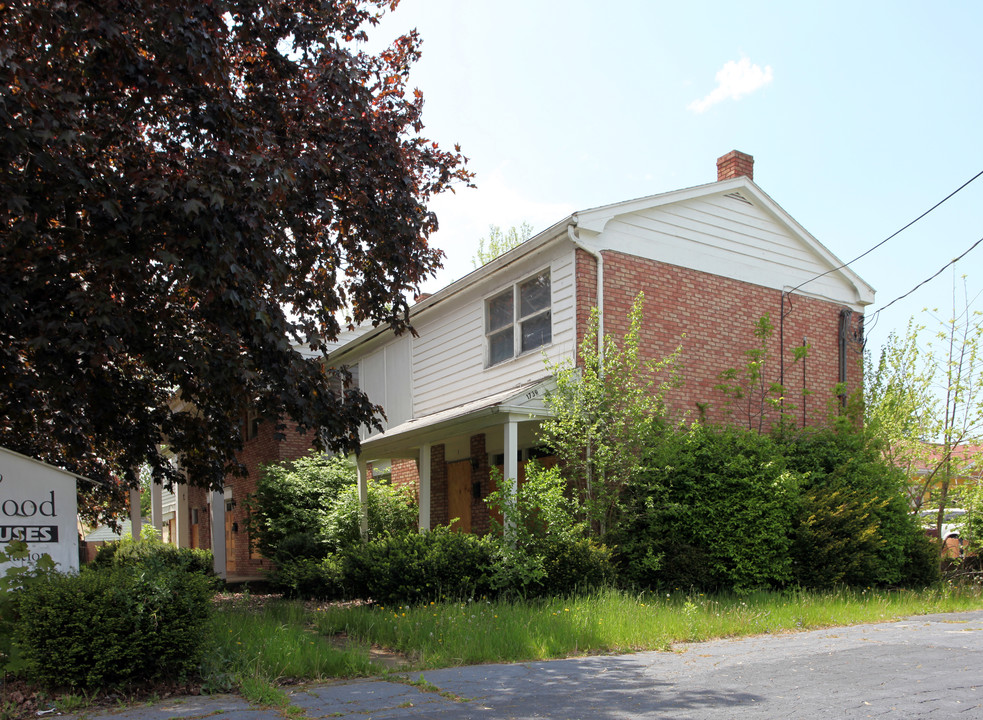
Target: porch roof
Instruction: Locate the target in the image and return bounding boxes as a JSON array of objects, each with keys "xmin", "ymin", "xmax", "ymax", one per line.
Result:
[{"xmin": 359, "ymin": 376, "xmax": 554, "ymax": 460}]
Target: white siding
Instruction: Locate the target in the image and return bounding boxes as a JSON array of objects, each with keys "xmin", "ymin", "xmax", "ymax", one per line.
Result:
[
  {"xmin": 597, "ymin": 193, "xmax": 859, "ymax": 305},
  {"xmin": 412, "ymin": 243, "xmax": 577, "ymax": 417},
  {"xmin": 359, "ymin": 335, "xmax": 412, "ymax": 438},
  {"xmin": 385, "ymin": 338, "xmax": 412, "ymax": 425}
]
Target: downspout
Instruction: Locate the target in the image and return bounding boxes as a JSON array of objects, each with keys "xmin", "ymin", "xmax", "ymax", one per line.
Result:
[
  {"xmin": 567, "ymin": 220, "xmax": 604, "ymax": 527},
  {"xmin": 567, "ymin": 221, "xmax": 604, "ymax": 363}
]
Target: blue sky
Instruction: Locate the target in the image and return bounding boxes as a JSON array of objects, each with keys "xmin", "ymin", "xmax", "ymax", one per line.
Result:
[{"xmin": 367, "ymin": 1, "xmax": 983, "ymax": 359}]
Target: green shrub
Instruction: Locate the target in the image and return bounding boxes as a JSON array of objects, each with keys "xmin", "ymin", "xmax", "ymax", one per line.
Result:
[
  {"xmin": 538, "ymin": 537, "xmax": 616, "ymax": 596},
  {"xmin": 245, "ymin": 454, "xmax": 417, "ymax": 559},
  {"xmin": 483, "ymin": 462, "xmax": 616, "ymax": 597},
  {"xmin": 245, "ymin": 453, "xmax": 356, "ymax": 558},
  {"xmin": 781, "ymin": 427, "xmax": 924, "ymax": 587},
  {"xmin": 273, "ymin": 532, "xmax": 330, "ymax": 563},
  {"xmin": 324, "ymin": 480, "xmax": 418, "ymax": 550},
  {"xmin": 612, "ymin": 424, "xmax": 799, "ymax": 592},
  {"xmin": 269, "ymin": 555, "xmax": 343, "ymax": 600},
  {"xmin": 0, "ymin": 542, "xmax": 57, "ymax": 674},
  {"xmin": 340, "ymin": 527, "xmax": 496, "ymax": 605},
  {"xmin": 900, "ymin": 529, "xmax": 942, "ymax": 587},
  {"xmin": 93, "ymin": 536, "xmax": 215, "ymax": 576},
  {"xmin": 791, "ymin": 489, "xmax": 891, "ymax": 587},
  {"xmin": 16, "ymin": 564, "xmax": 214, "ymax": 690}
]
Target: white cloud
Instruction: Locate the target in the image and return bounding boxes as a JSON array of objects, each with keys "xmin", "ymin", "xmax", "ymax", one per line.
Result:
[{"xmin": 687, "ymin": 57, "xmax": 774, "ymax": 113}]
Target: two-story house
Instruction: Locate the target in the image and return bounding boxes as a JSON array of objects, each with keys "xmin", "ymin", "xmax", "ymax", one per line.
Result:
[{"xmin": 167, "ymin": 150, "xmax": 874, "ymax": 580}]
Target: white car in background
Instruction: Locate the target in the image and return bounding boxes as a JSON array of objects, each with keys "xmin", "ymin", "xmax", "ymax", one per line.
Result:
[{"xmin": 919, "ymin": 508, "xmax": 969, "ymax": 555}]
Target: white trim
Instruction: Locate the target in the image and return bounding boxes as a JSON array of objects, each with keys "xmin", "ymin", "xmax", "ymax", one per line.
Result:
[
  {"xmin": 210, "ymin": 489, "xmax": 226, "ymax": 580},
  {"xmin": 359, "ymin": 377, "xmax": 554, "ymax": 460},
  {"xmin": 356, "ymin": 457, "xmax": 369, "ymax": 540},
  {"xmin": 418, "ymin": 444, "xmax": 431, "ymax": 532}
]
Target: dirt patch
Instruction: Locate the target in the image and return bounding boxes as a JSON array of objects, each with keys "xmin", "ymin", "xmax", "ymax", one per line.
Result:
[
  {"xmin": 327, "ymin": 632, "xmax": 414, "ymax": 670},
  {"xmin": 213, "ymin": 592, "xmax": 374, "ymax": 613}
]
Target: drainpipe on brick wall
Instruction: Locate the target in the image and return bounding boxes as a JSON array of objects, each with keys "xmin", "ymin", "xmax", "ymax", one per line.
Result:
[
  {"xmin": 567, "ymin": 221, "xmax": 603, "ymax": 512},
  {"xmin": 567, "ymin": 221, "xmax": 604, "ymax": 366}
]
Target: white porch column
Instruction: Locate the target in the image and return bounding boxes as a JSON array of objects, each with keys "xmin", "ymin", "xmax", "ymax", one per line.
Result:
[
  {"xmin": 129, "ymin": 487, "xmax": 141, "ymax": 540},
  {"xmin": 150, "ymin": 481, "xmax": 163, "ymax": 534},
  {"xmin": 357, "ymin": 456, "xmax": 369, "ymax": 541},
  {"xmin": 504, "ymin": 417, "xmax": 518, "ymax": 539},
  {"xmin": 418, "ymin": 444, "xmax": 432, "ymax": 531},
  {"xmin": 210, "ymin": 489, "xmax": 227, "ymax": 580}
]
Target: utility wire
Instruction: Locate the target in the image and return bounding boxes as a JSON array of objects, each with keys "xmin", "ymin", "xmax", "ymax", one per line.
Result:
[
  {"xmin": 786, "ymin": 167, "xmax": 983, "ymax": 298},
  {"xmin": 777, "ymin": 166, "xmax": 983, "ymax": 377},
  {"xmin": 864, "ymin": 234, "xmax": 983, "ymax": 336}
]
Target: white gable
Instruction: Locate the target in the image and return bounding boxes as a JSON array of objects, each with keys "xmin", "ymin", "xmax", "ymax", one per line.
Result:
[{"xmin": 575, "ymin": 178, "xmax": 874, "ymax": 310}]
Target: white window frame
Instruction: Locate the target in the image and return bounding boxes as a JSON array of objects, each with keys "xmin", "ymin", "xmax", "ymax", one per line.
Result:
[{"xmin": 484, "ymin": 269, "xmax": 552, "ymax": 367}]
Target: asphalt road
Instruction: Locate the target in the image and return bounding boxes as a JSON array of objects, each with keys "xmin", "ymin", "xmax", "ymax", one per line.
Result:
[{"xmin": 67, "ymin": 609, "xmax": 983, "ymax": 719}]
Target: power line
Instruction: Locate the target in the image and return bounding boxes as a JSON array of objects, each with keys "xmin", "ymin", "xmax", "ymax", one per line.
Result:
[
  {"xmin": 864, "ymin": 234, "xmax": 983, "ymax": 336},
  {"xmin": 786, "ymin": 167, "xmax": 983, "ymax": 298}
]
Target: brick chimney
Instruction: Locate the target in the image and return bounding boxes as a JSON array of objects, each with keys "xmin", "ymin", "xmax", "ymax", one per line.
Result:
[{"xmin": 716, "ymin": 150, "xmax": 754, "ymax": 182}]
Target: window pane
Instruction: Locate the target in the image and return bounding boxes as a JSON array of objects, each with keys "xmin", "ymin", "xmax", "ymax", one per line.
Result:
[
  {"xmin": 489, "ymin": 328, "xmax": 514, "ymax": 365},
  {"xmin": 519, "ymin": 273, "xmax": 550, "ymax": 318},
  {"xmin": 520, "ymin": 312, "xmax": 551, "ymax": 352},
  {"xmin": 487, "ymin": 291, "xmax": 513, "ymax": 331}
]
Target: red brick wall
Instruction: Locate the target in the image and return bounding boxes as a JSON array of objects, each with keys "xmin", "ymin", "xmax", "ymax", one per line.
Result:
[
  {"xmin": 185, "ymin": 420, "xmax": 314, "ymax": 576},
  {"xmin": 469, "ymin": 434, "xmax": 492, "ymax": 535},
  {"xmin": 579, "ymin": 250, "xmax": 863, "ymax": 429},
  {"xmin": 227, "ymin": 421, "xmax": 313, "ymax": 576},
  {"xmin": 85, "ymin": 540, "xmax": 104, "ymax": 564},
  {"xmin": 430, "ymin": 444, "xmax": 448, "ymax": 527},
  {"xmin": 391, "ymin": 458, "xmax": 420, "ymax": 490},
  {"xmin": 187, "ymin": 485, "xmax": 209, "ymax": 549}
]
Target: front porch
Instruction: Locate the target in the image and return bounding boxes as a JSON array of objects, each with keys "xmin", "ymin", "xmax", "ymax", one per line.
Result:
[{"xmin": 356, "ymin": 377, "xmax": 555, "ymax": 535}]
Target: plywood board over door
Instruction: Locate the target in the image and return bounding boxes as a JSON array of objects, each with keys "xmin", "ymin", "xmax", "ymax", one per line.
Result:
[{"xmin": 447, "ymin": 460, "xmax": 472, "ymax": 533}]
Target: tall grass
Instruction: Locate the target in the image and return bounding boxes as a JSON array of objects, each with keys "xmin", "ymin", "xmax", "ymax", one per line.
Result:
[
  {"xmin": 203, "ymin": 598, "xmax": 380, "ymax": 695},
  {"xmin": 311, "ymin": 585, "xmax": 983, "ymax": 668},
  {"xmin": 205, "ymin": 584, "xmax": 983, "ymax": 691}
]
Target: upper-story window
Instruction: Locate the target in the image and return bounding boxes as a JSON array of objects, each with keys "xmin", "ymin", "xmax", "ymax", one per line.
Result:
[
  {"xmin": 244, "ymin": 408, "xmax": 260, "ymax": 441},
  {"xmin": 485, "ymin": 271, "xmax": 551, "ymax": 366}
]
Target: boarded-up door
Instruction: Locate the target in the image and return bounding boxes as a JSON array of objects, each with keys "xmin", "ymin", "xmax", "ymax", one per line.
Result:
[
  {"xmin": 447, "ymin": 460, "xmax": 472, "ymax": 533},
  {"xmin": 191, "ymin": 508, "xmax": 200, "ymax": 548}
]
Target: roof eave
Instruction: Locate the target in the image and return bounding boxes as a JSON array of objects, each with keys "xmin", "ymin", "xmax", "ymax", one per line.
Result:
[{"xmin": 328, "ymin": 216, "xmax": 574, "ymax": 362}]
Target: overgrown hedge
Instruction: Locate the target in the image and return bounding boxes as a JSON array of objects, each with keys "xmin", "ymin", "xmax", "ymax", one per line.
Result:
[
  {"xmin": 271, "ymin": 528, "xmax": 616, "ymax": 604},
  {"xmin": 258, "ymin": 421, "xmax": 935, "ymax": 602},
  {"xmin": 610, "ymin": 423, "xmax": 937, "ymax": 592},
  {"xmin": 780, "ymin": 427, "xmax": 920, "ymax": 587},
  {"xmin": 92, "ymin": 536, "xmax": 214, "ymax": 575},
  {"xmin": 245, "ymin": 454, "xmax": 417, "ymax": 562},
  {"xmin": 611, "ymin": 425, "xmax": 798, "ymax": 592},
  {"xmin": 15, "ymin": 562, "xmax": 214, "ymax": 689},
  {"xmin": 340, "ymin": 527, "xmax": 497, "ymax": 604}
]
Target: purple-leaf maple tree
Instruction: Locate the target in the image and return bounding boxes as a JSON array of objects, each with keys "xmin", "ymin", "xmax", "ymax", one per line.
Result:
[{"xmin": 0, "ymin": 0, "xmax": 472, "ymax": 526}]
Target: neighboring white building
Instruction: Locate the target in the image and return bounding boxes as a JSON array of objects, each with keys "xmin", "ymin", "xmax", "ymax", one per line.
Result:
[{"xmin": 0, "ymin": 446, "xmax": 82, "ymax": 573}]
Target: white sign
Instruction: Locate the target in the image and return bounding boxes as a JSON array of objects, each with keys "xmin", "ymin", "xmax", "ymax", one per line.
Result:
[{"xmin": 0, "ymin": 447, "xmax": 80, "ymax": 573}]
